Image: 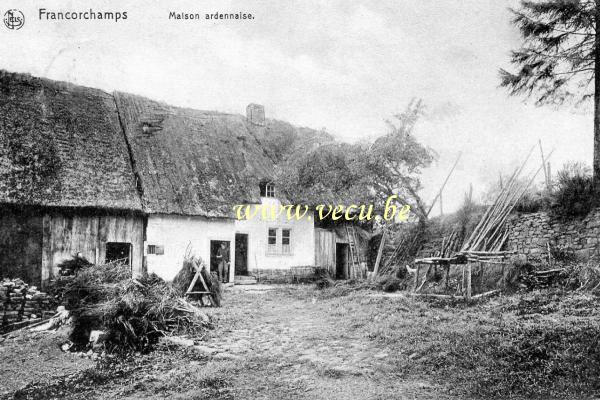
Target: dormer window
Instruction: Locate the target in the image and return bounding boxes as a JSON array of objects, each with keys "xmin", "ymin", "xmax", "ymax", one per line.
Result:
[
  {"xmin": 265, "ymin": 182, "xmax": 275, "ymax": 198},
  {"xmin": 260, "ymin": 181, "xmax": 276, "ymax": 198}
]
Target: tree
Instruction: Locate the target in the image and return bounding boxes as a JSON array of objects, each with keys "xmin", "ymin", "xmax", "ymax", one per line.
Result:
[
  {"xmin": 499, "ymin": 0, "xmax": 600, "ymax": 187},
  {"xmin": 274, "ymin": 100, "xmax": 435, "ymax": 220},
  {"xmin": 274, "ymin": 142, "xmax": 366, "ymax": 205},
  {"xmin": 363, "ymin": 99, "xmax": 435, "ymax": 218}
]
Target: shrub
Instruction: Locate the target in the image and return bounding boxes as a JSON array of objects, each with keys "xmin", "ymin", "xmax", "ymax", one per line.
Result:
[
  {"xmin": 550, "ymin": 162, "xmax": 595, "ymax": 217},
  {"xmin": 514, "ymin": 189, "xmax": 548, "ymax": 213},
  {"xmin": 380, "ymin": 276, "xmax": 402, "ymax": 292}
]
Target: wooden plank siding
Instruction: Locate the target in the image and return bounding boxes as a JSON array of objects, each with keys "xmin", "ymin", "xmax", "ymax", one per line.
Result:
[
  {"xmin": 0, "ymin": 207, "xmax": 144, "ymax": 287},
  {"xmin": 315, "ymin": 225, "xmax": 372, "ymax": 279},
  {"xmin": 315, "ymin": 228, "xmax": 336, "ymax": 276},
  {"xmin": 42, "ymin": 212, "xmax": 144, "ymax": 283}
]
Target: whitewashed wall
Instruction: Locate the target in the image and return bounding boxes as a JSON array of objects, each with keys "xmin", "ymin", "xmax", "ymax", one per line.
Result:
[
  {"xmin": 145, "ymin": 214, "xmax": 235, "ymax": 281},
  {"xmin": 146, "ymin": 198, "xmax": 316, "ymax": 282},
  {"xmin": 234, "ymin": 197, "xmax": 315, "ymax": 271}
]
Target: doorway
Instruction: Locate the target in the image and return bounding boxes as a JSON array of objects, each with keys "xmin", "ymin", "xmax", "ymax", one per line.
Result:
[
  {"xmin": 210, "ymin": 240, "xmax": 231, "ymax": 283},
  {"xmin": 235, "ymin": 233, "xmax": 248, "ymax": 276},
  {"xmin": 335, "ymin": 243, "xmax": 348, "ymax": 279}
]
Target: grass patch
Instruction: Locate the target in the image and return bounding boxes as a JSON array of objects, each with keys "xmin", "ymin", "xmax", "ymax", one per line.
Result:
[{"xmin": 319, "ymin": 288, "xmax": 600, "ymax": 399}]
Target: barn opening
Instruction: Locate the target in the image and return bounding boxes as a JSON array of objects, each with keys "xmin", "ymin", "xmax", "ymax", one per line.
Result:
[
  {"xmin": 335, "ymin": 243, "xmax": 348, "ymax": 279},
  {"xmin": 235, "ymin": 233, "xmax": 248, "ymax": 276},
  {"xmin": 105, "ymin": 242, "xmax": 132, "ymax": 266}
]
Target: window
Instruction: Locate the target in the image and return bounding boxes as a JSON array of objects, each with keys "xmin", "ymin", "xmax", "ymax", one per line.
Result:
[
  {"xmin": 147, "ymin": 245, "xmax": 164, "ymax": 255},
  {"xmin": 282, "ymin": 229, "xmax": 291, "ymax": 254},
  {"xmin": 259, "ymin": 181, "xmax": 276, "ymax": 198},
  {"xmin": 265, "ymin": 182, "xmax": 275, "ymax": 198},
  {"xmin": 266, "ymin": 228, "xmax": 292, "ymax": 255},
  {"xmin": 268, "ymin": 228, "xmax": 277, "ymax": 253},
  {"xmin": 105, "ymin": 242, "xmax": 131, "ymax": 265}
]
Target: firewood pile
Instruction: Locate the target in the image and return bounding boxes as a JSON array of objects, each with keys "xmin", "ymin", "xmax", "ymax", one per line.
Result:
[
  {"xmin": 520, "ymin": 268, "xmax": 566, "ymax": 290},
  {"xmin": 1, "ymin": 278, "xmax": 55, "ymax": 332}
]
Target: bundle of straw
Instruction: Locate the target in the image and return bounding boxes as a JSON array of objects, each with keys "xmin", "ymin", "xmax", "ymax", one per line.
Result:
[{"xmin": 60, "ymin": 264, "xmax": 211, "ymax": 352}]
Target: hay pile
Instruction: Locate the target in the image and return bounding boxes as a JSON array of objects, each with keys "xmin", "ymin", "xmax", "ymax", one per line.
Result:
[{"xmin": 58, "ymin": 262, "xmax": 211, "ymax": 352}]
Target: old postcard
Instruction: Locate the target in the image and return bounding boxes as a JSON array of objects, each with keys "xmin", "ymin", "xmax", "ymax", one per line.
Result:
[{"xmin": 1, "ymin": 1, "xmax": 599, "ymax": 399}]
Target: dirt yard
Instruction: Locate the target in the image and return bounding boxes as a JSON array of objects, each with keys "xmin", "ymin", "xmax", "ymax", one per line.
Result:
[{"xmin": 3, "ymin": 284, "xmax": 600, "ymax": 399}]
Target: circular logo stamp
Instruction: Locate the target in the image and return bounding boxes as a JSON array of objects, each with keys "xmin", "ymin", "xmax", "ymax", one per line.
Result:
[{"xmin": 3, "ymin": 9, "xmax": 24, "ymax": 30}]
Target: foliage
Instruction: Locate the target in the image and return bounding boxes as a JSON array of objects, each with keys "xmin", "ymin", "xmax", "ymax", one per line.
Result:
[
  {"xmin": 550, "ymin": 161, "xmax": 595, "ymax": 216},
  {"xmin": 365, "ymin": 99, "xmax": 436, "ymax": 216},
  {"xmin": 313, "ymin": 268, "xmax": 335, "ymax": 289},
  {"xmin": 500, "ymin": 0, "xmax": 596, "ymax": 107},
  {"xmin": 514, "ymin": 189, "xmax": 548, "ymax": 213},
  {"xmin": 380, "ymin": 276, "xmax": 403, "ymax": 292},
  {"xmin": 455, "ymin": 188, "xmax": 479, "ymax": 240},
  {"xmin": 274, "ymin": 142, "xmax": 367, "ymax": 205},
  {"xmin": 275, "ymin": 100, "xmax": 435, "ymax": 218}
]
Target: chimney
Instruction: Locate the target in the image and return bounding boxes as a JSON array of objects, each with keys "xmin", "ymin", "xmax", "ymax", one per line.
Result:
[{"xmin": 246, "ymin": 103, "xmax": 265, "ymax": 126}]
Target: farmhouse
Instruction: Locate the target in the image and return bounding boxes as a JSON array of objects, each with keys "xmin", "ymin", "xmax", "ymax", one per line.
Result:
[
  {"xmin": 0, "ymin": 70, "xmax": 370, "ymax": 286},
  {"xmin": 0, "ymin": 71, "xmax": 144, "ymax": 286}
]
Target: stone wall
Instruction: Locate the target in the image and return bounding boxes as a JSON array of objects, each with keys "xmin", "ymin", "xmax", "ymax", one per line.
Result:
[
  {"xmin": 250, "ymin": 266, "xmax": 317, "ymax": 283},
  {"xmin": 506, "ymin": 208, "xmax": 600, "ymax": 258}
]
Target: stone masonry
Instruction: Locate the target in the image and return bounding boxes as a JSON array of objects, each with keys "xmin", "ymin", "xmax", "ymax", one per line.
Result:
[{"xmin": 505, "ymin": 208, "xmax": 600, "ymax": 258}]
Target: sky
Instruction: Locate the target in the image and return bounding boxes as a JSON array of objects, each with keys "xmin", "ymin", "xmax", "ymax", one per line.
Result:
[{"xmin": 0, "ymin": 0, "xmax": 592, "ymax": 214}]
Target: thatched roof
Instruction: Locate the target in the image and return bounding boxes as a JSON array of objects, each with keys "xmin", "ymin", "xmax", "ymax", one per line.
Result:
[
  {"xmin": 0, "ymin": 70, "xmax": 332, "ymax": 217},
  {"xmin": 114, "ymin": 92, "xmax": 274, "ymax": 217},
  {"xmin": 0, "ymin": 71, "xmax": 142, "ymax": 211},
  {"xmin": 248, "ymin": 119, "xmax": 335, "ymax": 164}
]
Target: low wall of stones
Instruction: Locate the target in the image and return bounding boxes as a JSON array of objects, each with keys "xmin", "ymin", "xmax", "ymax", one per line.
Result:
[
  {"xmin": 249, "ymin": 266, "xmax": 317, "ymax": 283},
  {"xmin": 505, "ymin": 208, "xmax": 600, "ymax": 258}
]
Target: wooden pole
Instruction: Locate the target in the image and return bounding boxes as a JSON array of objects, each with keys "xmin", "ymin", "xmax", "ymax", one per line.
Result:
[
  {"xmin": 426, "ymin": 152, "xmax": 462, "ymax": 217},
  {"xmin": 445, "ymin": 264, "xmax": 450, "ymax": 289},
  {"xmin": 373, "ymin": 229, "xmax": 387, "ymax": 276},
  {"xmin": 538, "ymin": 139, "xmax": 550, "ymax": 191},
  {"xmin": 478, "ymin": 262, "xmax": 484, "ymax": 292},
  {"xmin": 465, "ymin": 263, "xmax": 472, "ymax": 303},
  {"xmin": 413, "ymin": 265, "xmax": 421, "ymax": 292},
  {"xmin": 462, "ymin": 145, "xmax": 535, "ymax": 251},
  {"xmin": 547, "ymin": 162, "xmax": 552, "ymax": 190}
]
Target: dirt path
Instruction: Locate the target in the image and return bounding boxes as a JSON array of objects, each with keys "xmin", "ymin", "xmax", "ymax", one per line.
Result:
[
  {"xmin": 1, "ymin": 285, "xmax": 452, "ymax": 399},
  {"xmin": 197, "ymin": 285, "xmax": 447, "ymax": 399},
  {"xmin": 4, "ymin": 285, "xmax": 598, "ymax": 399}
]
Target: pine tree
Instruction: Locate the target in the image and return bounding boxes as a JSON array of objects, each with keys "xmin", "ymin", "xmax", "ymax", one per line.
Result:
[{"xmin": 500, "ymin": 0, "xmax": 600, "ymax": 187}]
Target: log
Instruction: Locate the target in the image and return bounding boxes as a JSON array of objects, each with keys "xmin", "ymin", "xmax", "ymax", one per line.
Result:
[
  {"xmin": 409, "ymin": 293, "xmax": 457, "ymax": 299},
  {"xmin": 533, "ymin": 268, "xmax": 564, "ymax": 276},
  {"xmin": 472, "ymin": 289, "xmax": 501, "ymax": 299}
]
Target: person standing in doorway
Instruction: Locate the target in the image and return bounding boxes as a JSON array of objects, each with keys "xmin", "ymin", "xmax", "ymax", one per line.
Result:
[{"xmin": 216, "ymin": 242, "xmax": 230, "ymax": 283}]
